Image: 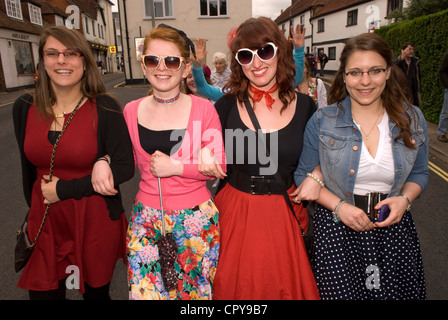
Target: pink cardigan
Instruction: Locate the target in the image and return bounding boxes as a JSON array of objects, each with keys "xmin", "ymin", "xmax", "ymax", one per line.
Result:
[{"xmin": 123, "ymin": 95, "xmax": 226, "ymax": 210}]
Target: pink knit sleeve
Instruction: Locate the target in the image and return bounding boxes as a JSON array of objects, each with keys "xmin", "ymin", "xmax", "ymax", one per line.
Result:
[{"xmin": 181, "ymin": 97, "xmax": 226, "ymax": 179}]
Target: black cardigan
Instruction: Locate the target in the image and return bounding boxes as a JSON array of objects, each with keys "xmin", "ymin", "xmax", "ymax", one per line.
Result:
[{"xmin": 12, "ymin": 94, "xmax": 135, "ymax": 220}]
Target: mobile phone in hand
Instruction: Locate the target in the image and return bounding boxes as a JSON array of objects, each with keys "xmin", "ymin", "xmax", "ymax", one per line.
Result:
[{"xmin": 378, "ymin": 205, "xmax": 390, "ymax": 222}]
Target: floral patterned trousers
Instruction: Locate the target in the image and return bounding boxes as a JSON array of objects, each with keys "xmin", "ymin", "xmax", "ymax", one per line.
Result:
[{"xmin": 126, "ymin": 199, "xmax": 220, "ymax": 300}]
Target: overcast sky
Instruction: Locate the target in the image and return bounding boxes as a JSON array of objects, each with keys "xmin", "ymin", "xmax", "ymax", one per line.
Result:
[
  {"xmin": 110, "ymin": 0, "xmax": 291, "ymax": 20},
  {"xmin": 253, "ymin": 0, "xmax": 291, "ymax": 19}
]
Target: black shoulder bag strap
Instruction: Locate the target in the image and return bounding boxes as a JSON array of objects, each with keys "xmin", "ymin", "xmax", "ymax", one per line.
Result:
[{"xmin": 242, "ymin": 95, "xmax": 307, "ymax": 236}]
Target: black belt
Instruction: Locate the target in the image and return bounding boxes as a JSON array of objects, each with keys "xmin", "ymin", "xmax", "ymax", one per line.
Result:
[
  {"xmin": 354, "ymin": 192, "xmax": 388, "ymax": 218},
  {"xmin": 227, "ymin": 170, "xmax": 293, "ymax": 195}
]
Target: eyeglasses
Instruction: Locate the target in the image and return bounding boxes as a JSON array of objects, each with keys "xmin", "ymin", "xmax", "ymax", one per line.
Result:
[
  {"xmin": 345, "ymin": 68, "xmax": 387, "ymax": 78},
  {"xmin": 43, "ymin": 50, "xmax": 83, "ymax": 60},
  {"xmin": 235, "ymin": 42, "xmax": 278, "ymax": 66},
  {"xmin": 141, "ymin": 54, "xmax": 185, "ymax": 71}
]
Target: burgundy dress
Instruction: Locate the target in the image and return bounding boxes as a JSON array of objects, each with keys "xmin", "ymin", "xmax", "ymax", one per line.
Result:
[{"xmin": 17, "ymin": 101, "xmax": 127, "ymax": 293}]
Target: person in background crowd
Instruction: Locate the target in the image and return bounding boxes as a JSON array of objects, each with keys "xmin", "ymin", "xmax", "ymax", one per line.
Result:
[
  {"xmin": 306, "ymin": 53, "xmax": 318, "ymax": 78},
  {"xmin": 210, "ymin": 51, "xmax": 231, "ymax": 88},
  {"xmin": 297, "ymin": 59, "xmax": 327, "ymax": 109},
  {"xmin": 437, "ymin": 51, "xmax": 448, "ymax": 142},
  {"xmin": 204, "ymin": 17, "xmax": 320, "ymax": 300},
  {"xmin": 318, "ymin": 49, "xmax": 328, "ymax": 76},
  {"xmin": 393, "ymin": 42, "xmax": 421, "ymax": 106},
  {"xmin": 293, "ymin": 33, "xmax": 428, "ymax": 300},
  {"xmin": 184, "ymin": 67, "xmax": 214, "ymax": 102},
  {"xmin": 13, "ymin": 25, "xmax": 134, "ymax": 300}
]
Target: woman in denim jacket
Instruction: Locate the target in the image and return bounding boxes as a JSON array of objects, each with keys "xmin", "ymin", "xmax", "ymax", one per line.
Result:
[{"xmin": 292, "ymin": 33, "xmax": 429, "ymax": 300}]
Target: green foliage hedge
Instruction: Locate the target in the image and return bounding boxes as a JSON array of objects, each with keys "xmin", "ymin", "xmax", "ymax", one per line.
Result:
[{"xmin": 375, "ymin": 9, "xmax": 448, "ymax": 123}]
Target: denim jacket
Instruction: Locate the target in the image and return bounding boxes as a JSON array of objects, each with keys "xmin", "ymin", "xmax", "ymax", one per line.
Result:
[{"xmin": 294, "ymin": 96, "xmax": 429, "ymax": 205}]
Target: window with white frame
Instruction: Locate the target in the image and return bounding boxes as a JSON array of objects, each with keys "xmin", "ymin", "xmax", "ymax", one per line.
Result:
[
  {"xmin": 28, "ymin": 3, "xmax": 42, "ymax": 26},
  {"xmin": 5, "ymin": 0, "xmax": 23, "ymax": 20},
  {"xmin": 200, "ymin": 0, "xmax": 227, "ymax": 17},
  {"xmin": 85, "ymin": 17, "xmax": 89, "ymax": 34},
  {"xmin": 144, "ymin": 0, "xmax": 174, "ymax": 18}
]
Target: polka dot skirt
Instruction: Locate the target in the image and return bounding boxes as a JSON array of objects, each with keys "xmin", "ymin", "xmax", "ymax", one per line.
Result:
[{"xmin": 313, "ymin": 205, "xmax": 426, "ymax": 300}]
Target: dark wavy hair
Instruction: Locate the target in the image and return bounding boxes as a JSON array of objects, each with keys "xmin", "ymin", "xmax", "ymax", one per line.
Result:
[
  {"xmin": 223, "ymin": 17, "xmax": 296, "ymax": 113},
  {"xmin": 328, "ymin": 33, "xmax": 417, "ymax": 149}
]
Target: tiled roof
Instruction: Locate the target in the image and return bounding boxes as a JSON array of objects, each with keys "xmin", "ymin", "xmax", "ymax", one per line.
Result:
[
  {"xmin": 275, "ymin": 0, "xmax": 372, "ymax": 23},
  {"xmin": 0, "ymin": 9, "xmax": 43, "ymax": 35}
]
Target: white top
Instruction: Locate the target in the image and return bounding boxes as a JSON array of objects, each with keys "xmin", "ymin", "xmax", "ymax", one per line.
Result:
[{"xmin": 353, "ymin": 112, "xmax": 394, "ymax": 195}]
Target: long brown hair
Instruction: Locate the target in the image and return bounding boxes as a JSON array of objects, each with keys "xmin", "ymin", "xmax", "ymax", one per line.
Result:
[
  {"xmin": 35, "ymin": 26, "xmax": 106, "ymax": 120},
  {"xmin": 329, "ymin": 33, "xmax": 417, "ymax": 148},
  {"xmin": 224, "ymin": 17, "xmax": 296, "ymax": 113}
]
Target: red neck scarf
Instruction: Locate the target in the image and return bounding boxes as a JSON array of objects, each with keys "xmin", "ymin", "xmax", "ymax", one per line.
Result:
[{"xmin": 249, "ymin": 83, "xmax": 278, "ymax": 110}]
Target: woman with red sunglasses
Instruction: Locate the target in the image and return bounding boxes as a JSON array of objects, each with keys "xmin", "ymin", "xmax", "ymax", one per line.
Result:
[
  {"xmin": 207, "ymin": 17, "xmax": 320, "ymax": 300},
  {"xmin": 108, "ymin": 27, "xmax": 225, "ymax": 300}
]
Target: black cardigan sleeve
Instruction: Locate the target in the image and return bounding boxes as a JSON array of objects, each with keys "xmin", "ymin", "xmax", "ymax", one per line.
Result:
[
  {"xmin": 12, "ymin": 94, "xmax": 35, "ymax": 208},
  {"xmin": 55, "ymin": 95, "xmax": 134, "ymax": 219}
]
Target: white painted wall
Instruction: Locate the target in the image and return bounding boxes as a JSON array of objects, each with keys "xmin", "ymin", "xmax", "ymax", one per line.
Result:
[{"xmin": 119, "ymin": 0, "xmax": 252, "ymax": 82}]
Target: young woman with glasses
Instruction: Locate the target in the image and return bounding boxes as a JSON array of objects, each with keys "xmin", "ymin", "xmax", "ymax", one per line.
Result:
[
  {"xmin": 12, "ymin": 26, "xmax": 134, "ymax": 299},
  {"xmin": 206, "ymin": 17, "xmax": 320, "ymax": 300},
  {"xmin": 116, "ymin": 27, "xmax": 226, "ymax": 300},
  {"xmin": 293, "ymin": 33, "xmax": 428, "ymax": 299}
]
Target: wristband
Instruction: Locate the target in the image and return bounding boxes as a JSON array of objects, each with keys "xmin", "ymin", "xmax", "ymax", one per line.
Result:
[
  {"xmin": 306, "ymin": 172, "xmax": 325, "ymax": 188},
  {"xmin": 332, "ymin": 199, "xmax": 346, "ymax": 223},
  {"xmin": 96, "ymin": 157, "xmax": 110, "ymax": 165},
  {"xmin": 399, "ymin": 193, "xmax": 411, "ymax": 211}
]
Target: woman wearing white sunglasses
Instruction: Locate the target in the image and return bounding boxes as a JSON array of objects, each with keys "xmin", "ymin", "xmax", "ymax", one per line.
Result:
[{"xmin": 209, "ymin": 17, "xmax": 320, "ymax": 300}]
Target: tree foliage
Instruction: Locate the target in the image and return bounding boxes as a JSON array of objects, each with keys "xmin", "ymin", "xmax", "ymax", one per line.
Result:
[
  {"xmin": 388, "ymin": 0, "xmax": 448, "ymax": 21},
  {"xmin": 376, "ymin": 9, "xmax": 448, "ymax": 123}
]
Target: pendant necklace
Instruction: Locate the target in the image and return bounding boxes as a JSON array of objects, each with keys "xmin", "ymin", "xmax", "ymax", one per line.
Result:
[
  {"xmin": 353, "ymin": 109, "xmax": 382, "ymax": 140},
  {"xmin": 54, "ymin": 96, "xmax": 85, "ymax": 119},
  {"xmin": 153, "ymin": 92, "xmax": 181, "ymax": 104}
]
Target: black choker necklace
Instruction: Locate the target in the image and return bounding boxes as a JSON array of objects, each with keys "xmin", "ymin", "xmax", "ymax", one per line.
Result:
[{"xmin": 153, "ymin": 92, "xmax": 180, "ymax": 104}]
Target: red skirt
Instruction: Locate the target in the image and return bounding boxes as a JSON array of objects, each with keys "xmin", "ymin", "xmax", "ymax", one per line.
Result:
[
  {"xmin": 213, "ymin": 184, "xmax": 319, "ymax": 300},
  {"xmin": 17, "ymin": 181, "xmax": 127, "ymax": 294}
]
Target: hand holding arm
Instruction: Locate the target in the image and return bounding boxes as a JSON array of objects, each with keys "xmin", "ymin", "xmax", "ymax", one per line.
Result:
[
  {"xmin": 289, "ymin": 166, "xmax": 323, "ymax": 203},
  {"xmin": 198, "ymin": 146, "xmax": 227, "ymax": 179},
  {"xmin": 41, "ymin": 175, "xmax": 60, "ymax": 204},
  {"xmin": 92, "ymin": 155, "xmax": 117, "ymax": 196}
]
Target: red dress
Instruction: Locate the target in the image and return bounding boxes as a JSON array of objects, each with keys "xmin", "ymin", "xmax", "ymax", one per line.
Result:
[{"xmin": 17, "ymin": 101, "xmax": 127, "ymax": 293}]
